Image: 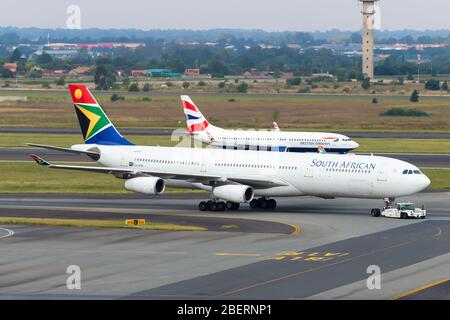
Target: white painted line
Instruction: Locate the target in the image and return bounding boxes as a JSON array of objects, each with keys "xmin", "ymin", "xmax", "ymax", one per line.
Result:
[{"xmin": 0, "ymin": 227, "xmax": 14, "ymax": 239}]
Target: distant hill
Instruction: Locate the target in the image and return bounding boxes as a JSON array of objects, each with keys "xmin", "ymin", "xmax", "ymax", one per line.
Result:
[{"xmin": 1, "ymin": 26, "xmax": 450, "ymax": 44}]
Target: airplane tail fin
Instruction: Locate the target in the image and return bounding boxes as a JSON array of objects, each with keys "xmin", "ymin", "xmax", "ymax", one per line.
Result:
[
  {"xmin": 318, "ymin": 145, "xmax": 327, "ymax": 154},
  {"xmin": 272, "ymin": 122, "xmax": 280, "ymax": 132},
  {"xmin": 180, "ymin": 95, "xmax": 210, "ymax": 134},
  {"xmin": 68, "ymin": 84, "xmax": 133, "ymax": 145}
]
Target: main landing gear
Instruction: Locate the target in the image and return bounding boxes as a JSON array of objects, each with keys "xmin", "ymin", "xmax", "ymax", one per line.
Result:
[
  {"xmin": 249, "ymin": 197, "xmax": 277, "ymax": 210},
  {"xmin": 198, "ymin": 200, "xmax": 240, "ymax": 212},
  {"xmin": 198, "ymin": 198, "xmax": 277, "ymax": 211}
]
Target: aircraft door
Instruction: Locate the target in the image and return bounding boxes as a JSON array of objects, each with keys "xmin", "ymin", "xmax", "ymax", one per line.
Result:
[
  {"xmin": 377, "ymin": 164, "xmax": 387, "ymax": 182},
  {"xmin": 120, "ymin": 153, "xmax": 134, "ymax": 168},
  {"xmin": 304, "ymin": 166, "xmax": 314, "ymax": 178}
]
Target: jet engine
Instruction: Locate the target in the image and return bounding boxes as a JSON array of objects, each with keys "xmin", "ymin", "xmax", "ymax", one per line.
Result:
[
  {"xmin": 212, "ymin": 185, "xmax": 254, "ymax": 203},
  {"xmin": 124, "ymin": 177, "xmax": 165, "ymax": 195}
]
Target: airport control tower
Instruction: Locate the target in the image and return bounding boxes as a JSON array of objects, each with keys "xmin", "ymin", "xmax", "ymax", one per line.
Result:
[{"xmin": 360, "ymin": 0, "xmax": 379, "ymax": 79}]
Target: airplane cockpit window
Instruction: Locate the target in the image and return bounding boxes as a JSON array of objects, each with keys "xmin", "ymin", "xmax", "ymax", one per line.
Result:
[{"xmin": 403, "ymin": 169, "xmax": 420, "ymax": 175}]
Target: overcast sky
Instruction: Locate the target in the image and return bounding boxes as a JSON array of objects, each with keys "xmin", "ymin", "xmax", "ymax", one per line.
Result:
[{"xmin": 0, "ymin": 0, "xmax": 446, "ymax": 31}]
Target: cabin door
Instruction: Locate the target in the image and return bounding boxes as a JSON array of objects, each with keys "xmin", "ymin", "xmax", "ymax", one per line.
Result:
[{"xmin": 377, "ymin": 165, "xmax": 387, "ymax": 182}]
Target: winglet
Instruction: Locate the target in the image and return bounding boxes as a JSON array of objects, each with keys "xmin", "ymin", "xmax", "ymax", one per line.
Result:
[{"xmin": 30, "ymin": 154, "xmax": 51, "ymax": 166}]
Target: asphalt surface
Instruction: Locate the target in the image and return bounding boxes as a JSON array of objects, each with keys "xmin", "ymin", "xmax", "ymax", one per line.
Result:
[
  {"xmin": 400, "ymin": 279, "xmax": 450, "ymax": 300},
  {"xmin": 2, "ymin": 147, "xmax": 448, "ymax": 168},
  {"xmin": 131, "ymin": 220, "xmax": 449, "ymax": 299},
  {"xmin": 1, "ymin": 126, "xmax": 450, "ymax": 139},
  {"xmin": 0, "ymin": 192, "xmax": 449, "ymax": 299}
]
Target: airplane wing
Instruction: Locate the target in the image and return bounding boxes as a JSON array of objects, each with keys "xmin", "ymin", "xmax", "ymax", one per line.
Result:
[
  {"xmin": 27, "ymin": 143, "xmax": 100, "ymax": 160},
  {"xmin": 30, "ymin": 154, "xmax": 287, "ymax": 189}
]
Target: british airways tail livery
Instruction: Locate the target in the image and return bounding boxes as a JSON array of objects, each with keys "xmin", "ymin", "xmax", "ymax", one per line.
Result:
[
  {"xmin": 29, "ymin": 85, "xmax": 430, "ymax": 212},
  {"xmin": 180, "ymin": 95, "xmax": 359, "ymax": 154}
]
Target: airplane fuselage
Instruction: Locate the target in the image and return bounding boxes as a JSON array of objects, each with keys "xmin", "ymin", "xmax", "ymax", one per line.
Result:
[
  {"xmin": 86, "ymin": 144, "xmax": 429, "ymax": 200},
  {"xmin": 193, "ymin": 126, "xmax": 359, "ymax": 154}
]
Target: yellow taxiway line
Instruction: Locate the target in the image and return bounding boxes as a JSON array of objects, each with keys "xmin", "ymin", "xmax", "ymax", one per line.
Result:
[{"xmin": 389, "ymin": 277, "xmax": 450, "ymax": 300}]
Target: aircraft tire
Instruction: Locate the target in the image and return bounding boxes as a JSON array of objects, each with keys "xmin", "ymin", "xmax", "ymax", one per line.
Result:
[{"xmin": 199, "ymin": 201, "xmax": 208, "ymax": 211}]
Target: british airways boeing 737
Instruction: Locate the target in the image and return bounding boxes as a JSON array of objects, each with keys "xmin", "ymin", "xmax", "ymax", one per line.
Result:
[
  {"xmin": 181, "ymin": 95, "xmax": 359, "ymax": 153},
  {"xmin": 29, "ymin": 85, "xmax": 430, "ymax": 212}
]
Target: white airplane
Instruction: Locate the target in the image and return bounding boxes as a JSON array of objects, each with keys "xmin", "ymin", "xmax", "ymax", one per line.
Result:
[
  {"xmin": 180, "ymin": 95, "xmax": 359, "ymax": 153},
  {"xmin": 30, "ymin": 85, "xmax": 430, "ymax": 212}
]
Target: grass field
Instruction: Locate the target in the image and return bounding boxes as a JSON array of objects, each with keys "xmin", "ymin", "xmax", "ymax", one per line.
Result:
[
  {"xmin": 0, "ymin": 162, "xmax": 447, "ymax": 193},
  {"xmin": 0, "ymin": 217, "xmax": 206, "ymax": 231},
  {"xmin": 0, "ymin": 162, "xmax": 206, "ymax": 194},
  {"xmin": 0, "ymin": 134, "xmax": 177, "ymax": 148},
  {"xmin": 355, "ymin": 138, "xmax": 450, "ymax": 154},
  {"xmin": 1, "ymin": 133, "xmax": 448, "ymax": 154},
  {"xmin": 1, "ymin": 93, "xmax": 450, "ymax": 132}
]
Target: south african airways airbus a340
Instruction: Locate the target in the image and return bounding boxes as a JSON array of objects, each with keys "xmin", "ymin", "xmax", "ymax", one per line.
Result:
[{"xmin": 29, "ymin": 85, "xmax": 430, "ymax": 211}]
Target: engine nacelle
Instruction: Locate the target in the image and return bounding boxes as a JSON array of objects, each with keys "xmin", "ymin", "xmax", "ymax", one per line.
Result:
[
  {"xmin": 212, "ymin": 185, "xmax": 254, "ymax": 203},
  {"xmin": 124, "ymin": 177, "xmax": 165, "ymax": 195}
]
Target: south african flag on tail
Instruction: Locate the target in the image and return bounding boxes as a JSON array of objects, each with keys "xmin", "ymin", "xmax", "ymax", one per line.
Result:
[{"xmin": 68, "ymin": 84, "xmax": 133, "ymax": 145}]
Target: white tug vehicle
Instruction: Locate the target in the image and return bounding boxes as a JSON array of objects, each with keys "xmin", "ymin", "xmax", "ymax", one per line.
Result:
[{"xmin": 371, "ymin": 198, "xmax": 427, "ymax": 219}]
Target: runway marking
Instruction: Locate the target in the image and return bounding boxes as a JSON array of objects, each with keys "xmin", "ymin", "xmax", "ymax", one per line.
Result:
[
  {"xmin": 213, "ymin": 225, "xmax": 443, "ymax": 298},
  {"xmin": 214, "ymin": 253, "xmax": 262, "ymax": 257},
  {"xmin": 264, "ymin": 251, "xmax": 349, "ymax": 262},
  {"xmin": 389, "ymin": 277, "xmax": 450, "ymax": 300},
  {"xmin": 0, "ymin": 227, "xmax": 14, "ymax": 239}
]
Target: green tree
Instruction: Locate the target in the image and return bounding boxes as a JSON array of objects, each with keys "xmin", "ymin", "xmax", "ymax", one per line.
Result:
[
  {"xmin": 361, "ymin": 78, "xmax": 371, "ymax": 90},
  {"xmin": 9, "ymin": 48, "xmax": 22, "ymax": 62},
  {"xmin": 28, "ymin": 69, "xmax": 42, "ymax": 78},
  {"xmin": 36, "ymin": 52, "xmax": 53, "ymax": 65},
  {"xmin": 218, "ymin": 81, "xmax": 225, "ymax": 89},
  {"xmin": 182, "ymin": 81, "xmax": 190, "ymax": 89},
  {"xmin": 0, "ymin": 67, "xmax": 14, "ymax": 78},
  {"xmin": 424, "ymin": 79, "xmax": 440, "ymax": 91},
  {"xmin": 205, "ymin": 60, "xmax": 228, "ymax": 77},
  {"xmin": 410, "ymin": 90, "xmax": 420, "ymax": 102},
  {"xmin": 441, "ymin": 81, "xmax": 448, "ymax": 91},
  {"xmin": 286, "ymin": 77, "xmax": 301, "ymax": 86},
  {"xmin": 111, "ymin": 94, "xmax": 124, "ymax": 102},
  {"xmin": 349, "ymin": 33, "xmax": 362, "ymax": 44},
  {"xmin": 94, "ymin": 64, "xmax": 116, "ymax": 90},
  {"xmin": 55, "ymin": 77, "xmax": 66, "ymax": 86},
  {"xmin": 236, "ymin": 82, "xmax": 249, "ymax": 93},
  {"xmin": 128, "ymin": 83, "xmax": 139, "ymax": 92},
  {"xmin": 143, "ymin": 83, "xmax": 151, "ymax": 92}
]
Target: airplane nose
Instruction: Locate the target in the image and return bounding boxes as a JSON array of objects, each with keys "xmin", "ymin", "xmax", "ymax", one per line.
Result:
[
  {"xmin": 422, "ymin": 174, "xmax": 431, "ymax": 189},
  {"xmin": 352, "ymin": 141, "xmax": 360, "ymax": 149},
  {"xmin": 414, "ymin": 174, "xmax": 431, "ymax": 193}
]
